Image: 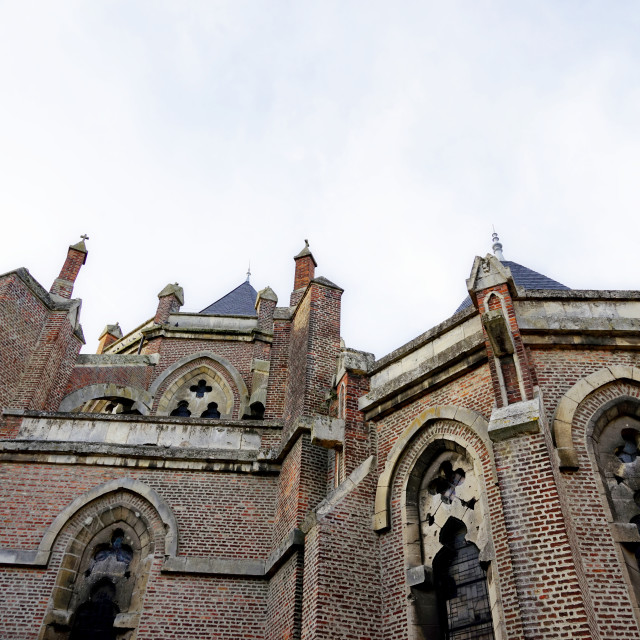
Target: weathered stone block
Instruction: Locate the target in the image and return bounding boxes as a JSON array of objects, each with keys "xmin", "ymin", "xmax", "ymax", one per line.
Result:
[
  {"xmin": 308, "ymin": 415, "xmax": 345, "ymax": 449},
  {"xmin": 488, "ymin": 397, "xmax": 542, "ymax": 442}
]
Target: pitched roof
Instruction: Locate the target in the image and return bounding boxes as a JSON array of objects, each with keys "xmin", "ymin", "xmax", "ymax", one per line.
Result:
[
  {"xmin": 200, "ymin": 281, "xmax": 258, "ymax": 316},
  {"xmin": 455, "ymin": 259, "xmax": 569, "ymax": 313}
]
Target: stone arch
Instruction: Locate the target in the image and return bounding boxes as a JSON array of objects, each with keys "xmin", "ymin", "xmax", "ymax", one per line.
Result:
[
  {"xmin": 149, "ymin": 351, "xmax": 250, "ymax": 419},
  {"xmin": 557, "ymin": 378, "xmax": 640, "ymax": 634},
  {"xmin": 31, "ymin": 478, "xmax": 178, "ymax": 567},
  {"xmin": 553, "ymin": 366, "xmax": 640, "ymax": 470},
  {"xmin": 374, "ymin": 405, "xmax": 492, "ymax": 532},
  {"xmin": 156, "ymin": 365, "xmax": 235, "ymax": 418},
  {"xmin": 38, "ymin": 481, "xmax": 171, "ymax": 639},
  {"xmin": 388, "ymin": 415, "xmax": 504, "ymax": 640},
  {"xmin": 59, "ymin": 384, "xmax": 153, "ymax": 415}
]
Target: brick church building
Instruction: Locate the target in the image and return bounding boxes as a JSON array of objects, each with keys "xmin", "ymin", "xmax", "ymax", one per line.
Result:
[{"xmin": 1, "ymin": 235, "xmax": 639, "ymax": 639}]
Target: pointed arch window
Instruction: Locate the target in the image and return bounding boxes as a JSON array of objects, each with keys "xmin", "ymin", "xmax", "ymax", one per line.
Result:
[
  {"xmin": 402, "ymin": 434, "xmax": 500, "ymax": 640},
  {"xmin": 434, "ymin": 521, "xmax": 494, "ymax": 640}
]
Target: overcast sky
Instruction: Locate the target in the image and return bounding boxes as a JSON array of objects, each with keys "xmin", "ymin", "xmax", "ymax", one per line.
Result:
[{"xmin": 1, "ymin": 2, "xmax": 639, "ymax": 359}]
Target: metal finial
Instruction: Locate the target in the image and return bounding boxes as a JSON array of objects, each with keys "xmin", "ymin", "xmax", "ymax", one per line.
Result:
[
  {"xmin": 80, "ymin": 234, "xmax": 89, "ymax": 241},
  {"xmin": 304, "ymin": 239, "xmax": 309, "ymax": 247},
  {"xmin": 491, "ymin": 229, "xmax": 505, "ymax": 261},
  {"xmin": 246, "ymin": 261, "xmax": 251, "ymax": 283}
]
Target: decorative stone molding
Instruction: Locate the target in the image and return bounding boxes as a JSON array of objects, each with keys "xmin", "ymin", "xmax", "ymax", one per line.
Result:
[
  {"xmin": 553, "ymin": 366, "xmax": 640, "ymax": 470},
  {"xmin": 156, "ymin": 365, "xmax": 235, "ymax": 418},
  {"xmin": 488, "ymin": 396, "xmax": 542, "ymax": 442},
  {"xmin": 373, "ymin": 405, "xmax": 491, "ymax": 531},
  {"xmin": 466, "ymin": 254, "xmax": 517, "ymax": 308},
  {"xmin": 149, "ymin": 351, "xmax": 250, "ymax": 418},
  {"xmin": 0, "ymin": 477, "xmax": 178, "ymax": 567}
]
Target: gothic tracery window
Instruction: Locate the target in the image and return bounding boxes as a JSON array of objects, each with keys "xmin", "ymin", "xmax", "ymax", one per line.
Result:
[
  {"xmin": 42, "ymin": 504, "xmax": 155, "ymax": 640},
  {"xmin": 406, "ymin": 437, "xmax": 496, "ymax": 640},
  {"xmin": 158, "ymin": 366, "xmax": 235, "ymax": 418},
  {"xmin": 595, "ymin": 410, "xmax": 640, "ymax": 605}
]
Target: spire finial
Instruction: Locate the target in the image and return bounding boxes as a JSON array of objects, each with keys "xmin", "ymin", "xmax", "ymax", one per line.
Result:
[
  {"xmin": 80, "ymin": 234, "xmax": 89, "ymax": 241},
  {"xmin": 492, "ymin": 227, "xmax": 505, "ymax": 261},
  {"xmin": 246, "ymin": 261, "xmax": 251, "ymax": 283}
]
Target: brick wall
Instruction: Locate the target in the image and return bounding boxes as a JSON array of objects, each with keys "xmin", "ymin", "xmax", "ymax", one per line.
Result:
[
  {"xmin": 557, "ymin": 380, "xmax": 640, "ymax": 639},
  {"xmin": 64, "ymin": 364, "xmax": 155, "ymax": 397},
  {"xmin": 265, "ymin": 316, "xmax": 291, "ymax": 420},
  {"xmin": 0, "ymin": 273, "xmax": 49, "ymax": 408},
  {"xmin": 374, "ymin": 362, "xmax": 494, "ymax": 469},
  {"xmin": 301, "ymin": 471, "xmax": 382, "ymax": 640},
  {"xmin": 0, "ymin": 464, "xmax": 276, "ymax": 558}
]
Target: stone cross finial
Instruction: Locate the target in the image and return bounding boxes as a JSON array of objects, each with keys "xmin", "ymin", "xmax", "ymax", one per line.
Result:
[{"xmin": 81, "ymin": 234, "xmax": 89, "ymax": 241}]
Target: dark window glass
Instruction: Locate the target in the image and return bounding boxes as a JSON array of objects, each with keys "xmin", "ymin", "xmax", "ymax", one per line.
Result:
[{"xmin": 436, "ymin": 526, "xmax": 494, "ymax": 640}]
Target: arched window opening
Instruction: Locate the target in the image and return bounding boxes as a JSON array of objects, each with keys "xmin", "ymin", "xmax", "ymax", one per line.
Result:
[
  {"xmin": 40, "ymin": 494, "xmax": 161, "ymax": 640},
  {"xmin": 75, "ymin": 397, "xmax": 141, "ymax": 415},
  {"xmin": 69, "ymin": 579, "xmax": 119, "ymax": 640},
  {"xmin": 594, "ymin": 411, "xmax": 640, "ymax": 606},
  {"xmin": 157, "ymin": 365, "xmax": 237, "ymax": 418},
  {"xmin": 246, "ymin": 401, "xmax": 265, "ymax": 420},
  {"xmin": 434, "ymin": 520, "xmax": 494, "ymax": 640},
  {"xmin": 63, "ymin": 527, "xmax": 135, "ymax": 640},
  {"xmin": 201, "ymin": 402, "xmax": 221, "ymax": 419},
  {"xmin": 404, "ymin": 433, "xmax": 499, "ymax": 640},
  {"xmin": 170, "ymin": 400, "xmax": 191, "ymax": 417}
]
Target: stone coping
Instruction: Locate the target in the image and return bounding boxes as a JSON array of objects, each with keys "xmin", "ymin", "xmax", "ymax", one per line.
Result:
[
  {"xmin": 360, "ymin": 334, "xmax": 485, "ymax": 414},
  {"xmin": 369, "ymin": 289, "xmax": 640, "ymax": 376},
  {"xmin": 361, "ymin": 351, "xmax": 487, "ymax": 422},
  {"xmin": 522, "ymin": 289, "xmax": 640, "ymax": 301},
  {"xmin": 172, "ymin": 311, "xmax": 258, "ymax": 320},
  {"xmin": 76, "ymin": 353, "xmax": 159, "ymax": 366},
  {"xmin": 141, "ymin": 325, "xmax": 273, "ymax": 343},
  {"xmin": 0, "ymin": 267, "xmax": 76, "ymax": 312},
  {"xmin": 369, "ymin": 305, "xmax": 476, "ymax": 374},
  {"xmin": 2, "ymin": 409, "xmax": 283, "ymax": 430},
  {"xmin": 102, "ymin": 317, "xmax": 154, "ymax": 354},
  {"xmin": 0, "ymin": 440, "xmax": 281, "ymax": 471},
  {"xmin": 273, "ymin": 306, "xmax": 294, "ymax": 320}
]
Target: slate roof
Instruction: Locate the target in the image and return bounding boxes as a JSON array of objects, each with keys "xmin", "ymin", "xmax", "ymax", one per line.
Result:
[
  {"xmin": 200, "ymin": 281, "xmax": 258, "ymax": 316},
  {"xmin": 455, "ymin": 260, "xmax": 569, "ymax": 314}
]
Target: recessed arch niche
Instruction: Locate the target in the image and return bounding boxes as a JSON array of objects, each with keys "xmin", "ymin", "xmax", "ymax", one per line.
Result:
[{"xmin": 156, "ymin": 365, "xmax": 235, "ymax": 418}]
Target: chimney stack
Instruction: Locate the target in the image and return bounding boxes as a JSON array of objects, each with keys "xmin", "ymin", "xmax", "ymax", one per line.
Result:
[
  {"xmin": 291, "ymin": 240, "xmax": 317, "ymax": 305},
  {"xmin": 155, "ymin": 283, "xmax": 184, "ymax": 324},
  {"xmin": 96, "ymin": 323, "xmax": 123, "ymax": 354},
  {"xmin": 50, "ymin": 236, "xmax": 88, "ymax": 299}
]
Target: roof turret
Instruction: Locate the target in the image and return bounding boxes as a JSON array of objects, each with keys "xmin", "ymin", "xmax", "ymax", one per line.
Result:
[{"xmin": 455, "ymin": 233, "xmax": 569, "ymax": 313}]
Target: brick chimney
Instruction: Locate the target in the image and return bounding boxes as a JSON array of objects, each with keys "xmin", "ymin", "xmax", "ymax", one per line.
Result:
[
  {"xmin": 96, "ymin": 323, "xmax": 123, "ymax": 354},
  {"xmin": 155, "ymin": 283, "xmax": 184, "ymax": 324},
  {"xmin": 50, "ymin": 237, "xmax": 88, "ymax": 299},
  {"xmin": 256, "ymin": 287, "xmax": 278, "ymax": 332},
  {"xmin": 290, "ymin": 240, "xmax": 318, "ymax": 306}
]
